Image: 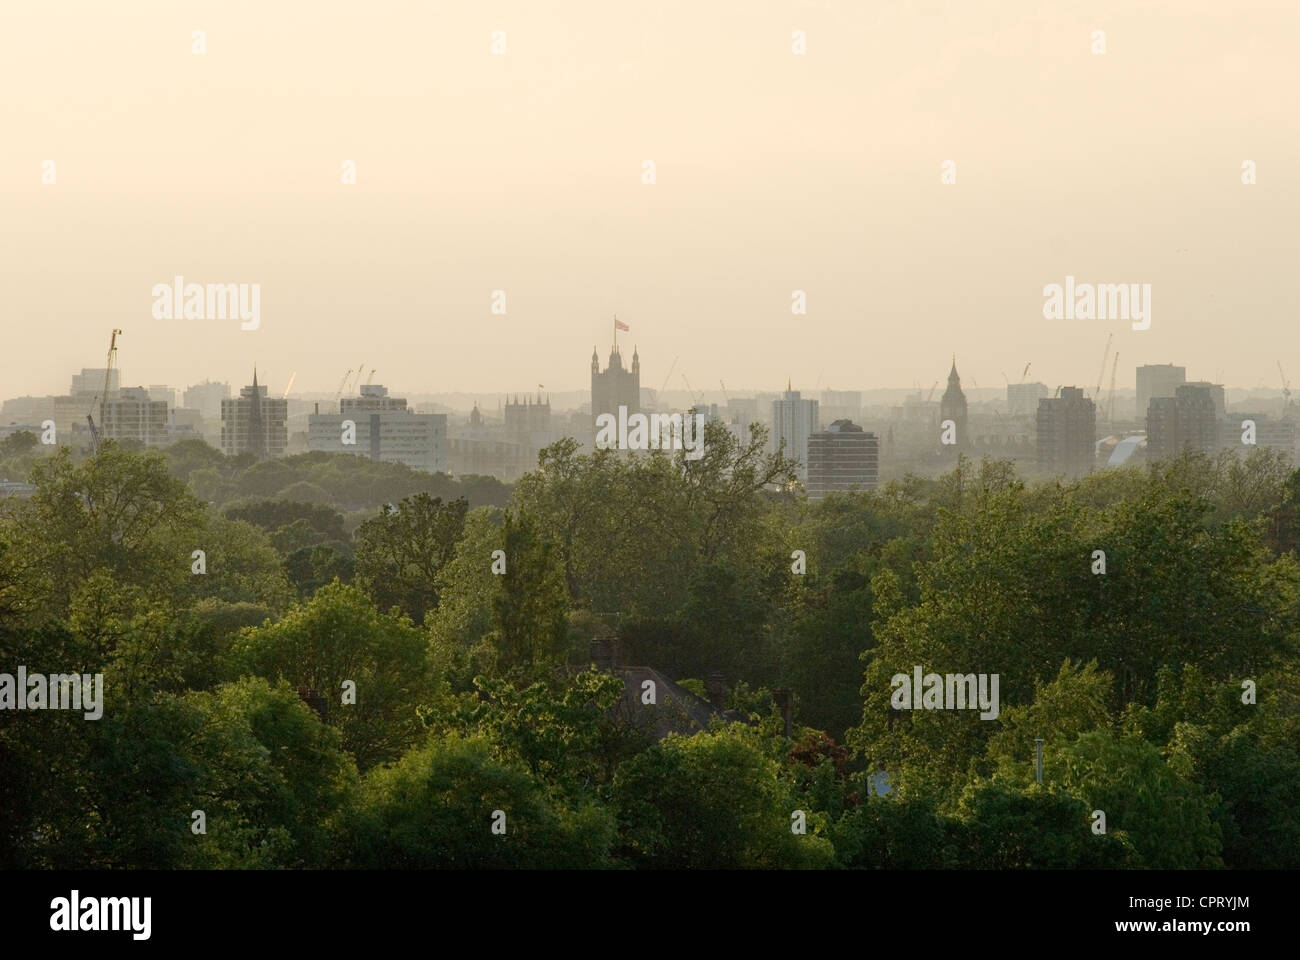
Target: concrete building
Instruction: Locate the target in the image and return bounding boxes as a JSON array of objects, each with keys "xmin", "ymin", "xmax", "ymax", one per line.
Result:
[
  {"xmin": 70, "ymin": 368, "xmax": 120, "ymax": 398},
  {"xmin": 1147, "ymin": 382, "xmax": 1219, "ymax": 459},
  {"xmin": 1007, "ymin": 381, "xmax": 1049, "ymax": 416},
  {"xmin": 1184, "ymin": 380, "xmax": 1225, "ymax": 419},
  {"xmin": 1224, "ymin": 413, "xmax": 1297, "ymax": 463},
  {"xmin": 770, "ymin": 383, "xmax": 820, "ymax": 480},
  {"xmin": 1036, "ymin": 386, "xmax": 1096, "ymax": 476},
  {"xmin": 820, "ymin": 390, "xmax": 862, "ymax": 425},
  {"xmin": 101, "ymin": 387, "xmax": 169, "ymax": 447},
  {"xmin": 591, "ymin": 344, "xmax": 640, "ymax": 437},
  {"xmin": 147, "ymin": 385, "xmax": 178, "ymax": 410},
  {"xmin": 1136, "ymin": 364, "xmax": 1186, "ymax": 420},
  {"xmin": 341, "ymin": 383, "xmax": 408, "ymax": 414},
  {"xmin": 183, "ymin": 381, "xmax": 231, "ymax": 421},
  {"xmin": 221, "ymin": 368, "xmax": 288, "ymax": 458},
  {"xmin": 806, "ymin": 419, "xmax": 879, "ymax": 498},
  {"xmin": 309, "ymin": 385, "xmax": 446, "ymax": 473}
]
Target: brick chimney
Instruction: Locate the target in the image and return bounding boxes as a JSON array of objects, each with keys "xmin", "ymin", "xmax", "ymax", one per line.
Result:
[{"xmin": 706, "ymin": 672, "xmax": 726, "ymax": 709}]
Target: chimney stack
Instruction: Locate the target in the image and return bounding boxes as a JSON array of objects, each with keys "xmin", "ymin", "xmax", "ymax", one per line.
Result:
[{"xmin": 706, "ymin": 672, "xmax": 726, "ymax": 708}]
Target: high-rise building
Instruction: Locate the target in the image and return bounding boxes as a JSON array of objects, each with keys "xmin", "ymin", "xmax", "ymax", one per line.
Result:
[
  {"xmin": 70, "ymin": 368, "xmax": 120, "ymax": 398},
  {"xmin": 221, "ymin": 368, "xmax": 287, "ymax": 458},
  {"xmin": 1146, "ymin": 382, "xmax": 1219, "ymax": 459},
  {"xmin": 807, "ymin": 420, "xmax": 879, "ymax": 498},
  {"xmin": 101, "ymin": 387, "xmax": 169, "ymax": 447},
  {"xmin": 308, "ymin": 398, "xmax": 447, "ymax": 473},
  {"xmin": 1007, "ymin": 382, "xmax": 1049, "ymax": 416},
  {"xmin": 183, "ymin": 381, "xmax": 231, "ymax": 421},
  {"xmin": 591, "ymin": 344, "xmax": 640, "ymax": 436},
  {"xmin": 1136, "ymin": 364, "xmax": 1186, "ymax": 420},
  {"xmin": 341, "ymin": 383, "xmax": 408, "ymax": 414},
  {"xmin": 940, "ymin": 358, "xmax": 968, "ymax": 451},
  {"xmin": 1036, "ymin": 386, "xmax": 1096, "ymax": 476},
  {"xmin": 771, "ymin": 383, "xmax": 819, "ymax": 479},
  {"xmin": 147, "ymin": 385, "xmax": 177, "ymax": 410},
  {"xmin": 1184, "ymin": 380, "xmax": 1225, "ymax": 419}
]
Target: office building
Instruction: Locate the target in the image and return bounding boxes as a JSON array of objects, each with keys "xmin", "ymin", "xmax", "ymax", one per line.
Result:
[
  {"xmin": 770, "ymin": 383, "xmax": 819, "ymax": 479},
  {"xmin": 806, "ymin": 420, "xmax": 879, "ymax": 498},
  {"xmin": 101, "ymin": 387, "xmax": 169, "ymax": 447},
  {"xmin": 1036, "ymin": 386, "xmax": 1096, "ymax": 476},
  {"xmin": 1007, "ymin": 382, "xmax": 1049, "ymax": 416},
  {"xmin": 221, "ymin": 368, "xmax": 288, "ymax": 458},
  {"xmin": 1136, "ymin": 364, "xmax": 1186, "ymax": 420},
  {"xmin": 1146, "ymin": 382, "xmax": 1219, "ymax": 459}
]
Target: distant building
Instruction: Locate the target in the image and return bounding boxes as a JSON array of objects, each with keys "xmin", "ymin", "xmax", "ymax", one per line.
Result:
[
  {"xmin": 221, "ymin": 368, "xmax": 288, "ymax": 458},
  {"xmin": 341, "ymin": 383, "xmax": 408, "ymax": 414},
  {"xmin": 1184, "ymin": 380, "xmax": 1225, "ymax": 419},
  {"xmin": 183, "ymin": 381, "xmax": 231, "ymax": 421},
  {"xmin": 147, "ymin": 385, "xmax": 178, "ymax": 410},
  {"xmin": 504, "ymin": 393, "xmax": 552, "ymax": 441},
  {"xmin": 770, "ymin": 383, "xmax": 819, "ymax": 480},
  {"xmin": 70, "ymin": 368, "xmax": 120, "ymax": 398},
  {"xmin": 100, "ymin": 387, "xmax": 169, "ymax": 447},
  {"xmin": 1007, "ymin": 381, "xmax": 1049, "ymax": 416},
  {"xmin": 820, "ymin": 389, "xmax": 862, "ymax": 425},
  {"xmin": 806, "ymin": 419, "xmax": 879, "ymax": 498},
  {"xmin": 591, "ymin": 344, "xmax": 640, "ymax": 437},
  {"xmin": 1036, "ymin": 386, "xmax": 1096, "ymax": 476},
  {"xmin": 309, "ymin": 385, "xmax": 446, "ymax": 473},
  {"xmin": 1147, "ymin": 383, "xmax": 1219, "ymax": 459},
  {"xmin": 939, "ymin": 359, "xmax": 969, "ymax": 451},
  {"xmin": 1136, "ymin": 364, "xmax": 1186, "ymax": 421},
  {"xmin": 1225, "ymin": 413, "xmax": 1297, "ymax": 463}
]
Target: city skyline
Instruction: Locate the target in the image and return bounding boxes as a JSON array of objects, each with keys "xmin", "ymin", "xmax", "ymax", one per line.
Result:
[{"xmin": 3, "ymin": 1, "xmax": 1297, "ymax": 399}]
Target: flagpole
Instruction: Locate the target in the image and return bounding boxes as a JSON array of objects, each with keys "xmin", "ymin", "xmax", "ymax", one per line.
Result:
[{"xmin": 613, "ymin": 314, "xmax": 617, "ymax": 352}]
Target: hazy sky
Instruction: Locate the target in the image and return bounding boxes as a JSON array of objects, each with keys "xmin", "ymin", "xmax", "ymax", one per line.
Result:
[{"xmin": 3, "ymin": 0, "xmax": 1297, "ymax": 401}]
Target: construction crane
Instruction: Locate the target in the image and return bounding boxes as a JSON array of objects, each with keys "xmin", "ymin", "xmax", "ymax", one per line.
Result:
[
  {"xmin": 87, "ymin": 329, "xmax": 122, "ymax": 456},
  {"xmin": 680, "ymin": 373, "xmax": 703, "ymax": 408},
  {"xmin": 925, "ymin": 379, "xmax": 939, "ymax": 402},
  {"xmin": 282, "ymin": 371, "xmax": 297, "ymax": 399},
  {"xmin": 1021, "ymin": 362, "xmax": 1032, "ymax": 383},
  {"xmin": 1106, "ymin": 351, "xmax": 1119, "ymax": 426},
  {"xmin": 655, "ymin": 355, "xmax": 679, "ymax": 407},
  {"xmin": 1093, "ymin": 333, "xmax": 1113, "ymax": 402},
  {"xmin": 719, "ymin": 379, "xmax": 729, "ymax": 404},
  {"xmin": 1279, "ymin": 361, "xmax": 1292, "ymax": 418},
  {"xmin": 334, "ymin": 368, "xmax": 353, "ymax": 404},
  {"xmin": 365, "ymin": 368, "xmax": 376, "ymax": 386}
]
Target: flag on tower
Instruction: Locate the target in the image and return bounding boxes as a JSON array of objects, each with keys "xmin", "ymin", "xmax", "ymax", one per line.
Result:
[{"xmin": 614, "ymin": 317, "xmax": 629, "ymax": 332}]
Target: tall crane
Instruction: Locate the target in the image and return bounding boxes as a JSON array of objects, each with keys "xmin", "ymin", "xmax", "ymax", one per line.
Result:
[
  {"xmin": 282, "ymin": 371, "xmax": 297, "ymax": 399},
  {"xmin": 87, "ymin": 329, "xmax": 122, "ymax": 456},
  {"xmin": 1278, "ymin": 361, "xmax": 1292, "ymax": 418},
  {"xmin": 1021, "ymin": 362, "xmax": 1032, "ymax": 383},
  {"xmin": 334, "ymin": 368, "xmax": 353, "ymax": 405},
  {"xmin": 656, "ymin": 355, "xmax": 679, "ymax": 407},
  {"xmin": 925, "ymin": 379, "xmax": 939, "ymax": 402},
  {"xmin": 680, "ymin": 373, "xmax": 703, "ymax": 408},
  {"xmin": 1093, "ymin": 333, "xmax": 1113, "ymax": 402}
]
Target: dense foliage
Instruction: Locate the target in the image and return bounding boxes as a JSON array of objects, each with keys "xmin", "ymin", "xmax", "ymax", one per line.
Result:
[{"xmin": 2, "ymin": 433, "xmax": 1298, "ymax": 869}]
